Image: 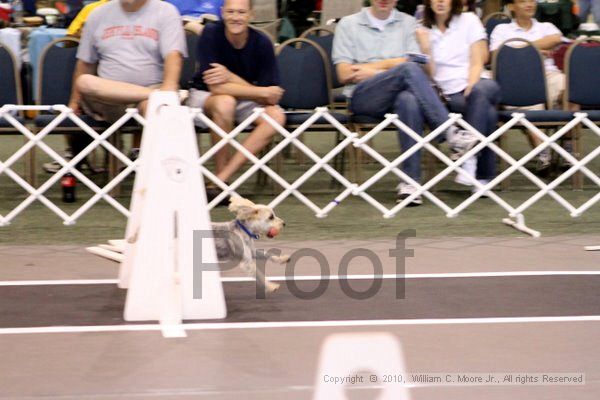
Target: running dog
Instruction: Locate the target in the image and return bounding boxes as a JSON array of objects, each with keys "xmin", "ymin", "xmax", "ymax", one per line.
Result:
[{"xmin": 212, "ymin": 197, "xmax": 288, "ymax": 293}]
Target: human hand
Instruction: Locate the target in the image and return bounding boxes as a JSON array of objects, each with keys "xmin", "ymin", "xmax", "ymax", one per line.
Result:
[
  {"xmin": 464, "ymin": 83, "xmax": 474, "ymax": 97},
  {"xmin": 260, "ymin": 86, "xmax": 285, "ymax": 105},
  {"xmin": 203, "ymin": 63, "xmax": 231, "ymax": 85},
  {"xmin": 67, "ymin": 100, "xmax": 81, "ymax": 115},
  {"xmin": 349, "ymin": 65, "xmax": 379, "ymax": 83}
]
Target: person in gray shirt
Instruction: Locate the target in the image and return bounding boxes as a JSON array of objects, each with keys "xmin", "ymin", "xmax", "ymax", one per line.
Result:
[
  {"xmin": 333, "ymin": 0, "xmax": 478, "ymax": 206},
  {"xmin": 68, "ymin": 0, "xmax": 187, "ymax": 126}
]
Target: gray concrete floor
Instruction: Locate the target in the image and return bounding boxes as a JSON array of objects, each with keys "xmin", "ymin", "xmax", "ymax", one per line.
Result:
[
  {"xmin": 1, "ymin": 235, "xmax": 599, "ymax": 280},
  {"xmin": 1, "ymin": 236, "xmax": 599, "ymax": 399}
]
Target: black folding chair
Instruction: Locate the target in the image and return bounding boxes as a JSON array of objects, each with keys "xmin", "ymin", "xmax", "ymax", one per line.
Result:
[
  {"xmin": 0, "ymin": 43, "xmax": 31, "ymax": 181},
  {"xmin": 564, "ymin": 37, "xmax": 600, "ymax": 188},
  {"xmin": 180, "ymin": 26, "xmax": 199, "ymax": 90},
  {"xmin": 483, "ymin": 12, "xmax": 511, "ymax": 39},
  {"xmin": 276, "ymin": 37, "xmax": 349, "ymax": 178},
  {"xmin": 493, "ymin": 38, "xmax": 576, "ymax": 188}
]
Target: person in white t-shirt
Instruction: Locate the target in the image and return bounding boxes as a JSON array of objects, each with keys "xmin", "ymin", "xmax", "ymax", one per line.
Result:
[
  {"xmin": 490, "ymin": 0, "xmax": 565, "ymax": 174},
  {"xmin": 416, "ymin": 0, "xmax": 500, "ymax": 191},
  {"xmin": 490, "ymin": 0, "xmax": 564, "ymax": 107}
]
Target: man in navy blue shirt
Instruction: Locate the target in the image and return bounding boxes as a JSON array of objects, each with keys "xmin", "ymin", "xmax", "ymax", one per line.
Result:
[{"xmin": 188, "ymin": 0, "xmax": 285, "ymax": 200}]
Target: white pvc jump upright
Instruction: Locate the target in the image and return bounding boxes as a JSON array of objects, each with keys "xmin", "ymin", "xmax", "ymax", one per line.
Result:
[
  {"xmin": 313, "ymin": 333, "xmax": 411, "ymax": 400},
  {"xmin": 118, "ymin": 92, "xmax": 227, "ymax": 337}
]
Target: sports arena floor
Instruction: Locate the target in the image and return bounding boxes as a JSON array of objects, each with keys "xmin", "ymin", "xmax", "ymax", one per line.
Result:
[{"xmin": 2, "ymin": 235, "xmax": 599, "ymax": 399}]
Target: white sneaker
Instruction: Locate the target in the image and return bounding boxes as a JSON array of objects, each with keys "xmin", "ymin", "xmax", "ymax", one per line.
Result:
[
  {"xmin": 396, "ymin": 182, "xmax": 423, "ymax": 206},
  {"xmin": 42, "ymin": 149, "xmax": 73, "ymax": 174},
  {"xmin": 536, "ymin": 148, "xmax": 552, "ymax": 176},
  {"xmin": 454, "ymin": 156, "xmax": 477, "ymax": 186},
  {"xmin": 446, "ymin": 127, "xmax": 478, "ymax": 160}
]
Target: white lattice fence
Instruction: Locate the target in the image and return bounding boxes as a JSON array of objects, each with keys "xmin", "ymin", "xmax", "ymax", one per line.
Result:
[{"xmin": 0, "ymin": 104, "xmax": 598, "ymax": 237}]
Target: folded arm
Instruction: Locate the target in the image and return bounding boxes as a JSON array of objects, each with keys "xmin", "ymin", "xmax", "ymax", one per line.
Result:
[
  {"xmin": 533, "ymin": 34, "xmax": 562, "ymax": 51},
  {"xmin": 204, "ymin": 64, "xmax": 283, "ymax": 105},
  {"xmin": 336, "ymin": 57, "xmax": 408, "ymax": 85}
]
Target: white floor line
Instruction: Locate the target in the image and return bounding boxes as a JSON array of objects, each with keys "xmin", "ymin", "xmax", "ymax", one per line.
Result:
[
  {"xmin": 2, "ymin": 270, "xmax": 600, "ymax": 286},
  {"xmin": 1, "ymin": 315, "xmax": 600, "ymax": 336},
  {"xmin": 0, "ymin": 279, "xmax": 119, "ymax": 286}
]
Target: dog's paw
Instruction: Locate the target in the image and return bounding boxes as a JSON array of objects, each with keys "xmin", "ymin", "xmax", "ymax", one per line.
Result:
[
  {"xmin": 266, "ymin": 281, "xmax": 280, "ymax": 293},
  {"xmin": 276, "ymin": 254, "xmax": 291, "ymax": 264}
]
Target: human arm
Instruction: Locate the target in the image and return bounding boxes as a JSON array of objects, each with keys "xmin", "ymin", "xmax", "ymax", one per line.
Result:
[
  {"xmin": 160, "ymin": 50, "xmax": 183, "ymax": 91},
  {"xmin": 205, "ymin": 61, "xmax": 283, "ymax": 105},
  {"xmin": 533, "ymin": 22, "xmax": 563, "ymax": 51},
  {"xmin": 208, "ymin": 82, "xmax": 284, "ymax": 105},
  {"xmin": 463, "ymin": 14, "xmax": 488, "ymax": 96},
  {"xmin": 465, "ymin": 40, "xmax": 488, "ymax": 96},
  {"xmin": 158, "ymin": 3, "xmax": 188, "ymax": 91},
  {"xmin": 336, "ymin": 58, "xmax": 408, "ymax": 84},
  {"xmin": 532, "ymin": 34, "xmax": 562, "ymax": 51},
  {"xmin": 415, "ymin": 26, "xmax": 434, "ymax": 77}
]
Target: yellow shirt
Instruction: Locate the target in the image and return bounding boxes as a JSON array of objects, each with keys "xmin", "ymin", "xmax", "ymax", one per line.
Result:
[{"xmin": 66, "ymin": 0, "xmax": 109, "ymax": 37}]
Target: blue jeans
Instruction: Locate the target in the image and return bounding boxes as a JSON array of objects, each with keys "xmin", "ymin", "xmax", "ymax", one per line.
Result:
[
  {"xmin": 446, "ymin": 79, "xmax": 501, "ymax": 181},
  {"xmin": 350, "ymin": 62, "xmax": 452, "ymax": 182}
]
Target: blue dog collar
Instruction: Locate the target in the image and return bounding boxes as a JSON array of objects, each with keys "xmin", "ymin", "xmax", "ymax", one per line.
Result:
[{"xmin": 235, "ymin": 220, "xmax": 259, "ymax": 240}]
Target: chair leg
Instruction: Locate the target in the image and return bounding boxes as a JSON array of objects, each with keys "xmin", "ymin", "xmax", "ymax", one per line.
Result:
[
  {"xmin": 255, "ymin": 142, "xmax": 271, "ymax": 191},
  {"xmin": 294, "ymin": 132, "xmax": 306, "ymax": 165},
  {"xmin": 24, "ymin": 134, "xmax": 37, "ymax": 187}
]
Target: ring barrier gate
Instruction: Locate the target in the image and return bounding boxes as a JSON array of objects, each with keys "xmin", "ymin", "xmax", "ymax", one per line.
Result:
[{"xmin": 0, "ymin": 104, "xmax": 599, "ymax": 237}]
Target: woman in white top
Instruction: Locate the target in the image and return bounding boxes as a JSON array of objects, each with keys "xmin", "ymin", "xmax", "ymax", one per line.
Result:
[{"xmin": 416, "ymin": 0, "xmax": 500, "ymax": 187}]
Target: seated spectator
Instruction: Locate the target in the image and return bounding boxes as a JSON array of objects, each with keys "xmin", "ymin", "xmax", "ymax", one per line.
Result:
[
  {"xmin": 417, "ymin": 0, "xmax": 500, "ymax": 192},
  {"xmin": 490, "ymin": 0, "xmax": 565, "ymax": 174},
  {"xmin": 332, "ymin": 0, "xmax": 478, "ymax": 206},
  {"xmin": 43, "ymin": 0, "xmax": 110, "ymax": 173},
  {"xmin": 187, "ymin": 0, "xmax": 285, "ymax": 205},
  {"xmin": 68, "ymin": 0, "xmax": 186, "ymax": 152},
  {"xmin": 66, "ymin": 0, "xmax": 109, "ymax": 38},
  {"xmin": 45, "ymin": 0, "xmax": 186, "ymax": 173}
]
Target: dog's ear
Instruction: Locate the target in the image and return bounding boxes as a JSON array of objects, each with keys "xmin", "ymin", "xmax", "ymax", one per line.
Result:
[{"xmin": 228, "ymin": 196, "xmax": 257, "ymax": 219}]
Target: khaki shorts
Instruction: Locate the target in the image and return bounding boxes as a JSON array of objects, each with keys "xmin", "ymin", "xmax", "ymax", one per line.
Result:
[{"xmin": 187, "ymin": 88, "xmax": 259, "ymax": 128}]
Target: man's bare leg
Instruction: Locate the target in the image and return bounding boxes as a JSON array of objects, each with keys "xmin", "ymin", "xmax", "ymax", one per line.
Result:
[
  {"xmin": 216, "ymin": 105, "xmax": 285, "ymax": 183},
  {"xmin": 76, "ymin": 75, "xmax": 154, "ymax": 104},
  {"xmin": 203, "ymin": 95, "xmax": 237, "ymax": 178}
]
